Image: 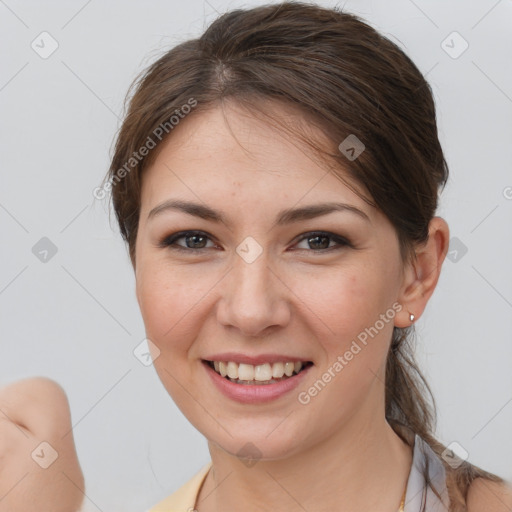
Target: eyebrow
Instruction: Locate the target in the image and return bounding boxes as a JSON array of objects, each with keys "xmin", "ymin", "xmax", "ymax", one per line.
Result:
[{"xmin": 147, "ymin": 199, "xmax": 371, "ymax": 225}]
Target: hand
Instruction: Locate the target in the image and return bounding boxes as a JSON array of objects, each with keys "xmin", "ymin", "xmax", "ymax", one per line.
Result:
[{"xmin": 0, "ymin": 377, "xmax": 85, "ymax": 512}]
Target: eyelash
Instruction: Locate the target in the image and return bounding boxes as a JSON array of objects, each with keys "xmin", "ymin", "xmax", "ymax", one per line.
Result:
[{"xmin": 158, "ymin": 230, "xmax": 351, "ymax": 254}]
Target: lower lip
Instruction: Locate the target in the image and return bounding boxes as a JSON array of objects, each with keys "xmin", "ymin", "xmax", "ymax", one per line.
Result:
[{"xmin": 202, "ymin": 360, "xmax": 312, "ymax": 404}]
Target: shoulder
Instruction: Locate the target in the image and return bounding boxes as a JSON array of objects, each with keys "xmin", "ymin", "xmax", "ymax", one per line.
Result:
[{"xmin": 466, "ymin": 477, "xmax": 512, "ymax": 512}]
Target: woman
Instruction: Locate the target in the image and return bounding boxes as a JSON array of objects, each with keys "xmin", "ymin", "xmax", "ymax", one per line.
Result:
[{"xmin": 106, "ymin": 2, "xmax": 511, "ymax": 511}]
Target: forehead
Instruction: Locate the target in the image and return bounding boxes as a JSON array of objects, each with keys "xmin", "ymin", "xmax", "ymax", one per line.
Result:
[
  {"xmin": 141, "ymin": 101, "xmax": 371, "ymax": 210},
  {"xmin": 152, "ymin": 102, "xmax": 326, "ymax": 175},
  {"xmin": 146, "ymin": 102, "xmax": 356, "ymax": 186}
]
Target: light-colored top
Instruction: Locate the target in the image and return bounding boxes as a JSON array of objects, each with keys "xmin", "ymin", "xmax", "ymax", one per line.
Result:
[
  {"xmin": 148, "ymin": 434, "xmax": 450, "ymax": 512},
  {"xmin": 148, "ymin": 461, "xmax": 212, "ymax": 512}
]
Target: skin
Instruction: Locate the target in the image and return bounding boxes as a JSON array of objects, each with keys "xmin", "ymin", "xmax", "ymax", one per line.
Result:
[
  {"xmin": 0, "ymin": 377, "xmax": 84, "ymax": 512},
  {"xmin": 134, "ymin": 99, "xmax": 451, "ymax": 512},
  {"xmin": 467, "ymin": 478, "xmax": 512, "ymax": 512}
]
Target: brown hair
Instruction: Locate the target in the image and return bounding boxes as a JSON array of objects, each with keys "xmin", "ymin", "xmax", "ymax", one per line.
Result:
[{"xmin": 106, "ymin": 2, "xmax": 505, "ymax": 509}]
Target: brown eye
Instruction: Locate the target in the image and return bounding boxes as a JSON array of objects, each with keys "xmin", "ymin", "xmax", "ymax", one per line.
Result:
[
  {"xmin": 182, "ymin": 233, "xmax": 208, "ymax": 249},
  {"xmin": 159, "ymin": 231, "xmax": 216, "ymax": 251},
  {"xmin": 294, "ymin": 231, "xmax": 351, "ymax": 252}
]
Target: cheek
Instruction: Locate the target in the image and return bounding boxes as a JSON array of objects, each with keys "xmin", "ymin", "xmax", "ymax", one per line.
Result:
[
  {"xmin": 291, "ymin": 268, "xmax": 396, "ymax": 427},
  {"xmin": 293, "ymin": 264, "xmax": 395, "ymax": 367},
  {"xmin": 136, "ymin": 261, "xmax": 202, "ymax": 352},
  {"xmin": 135, "ymin": 261, "xmax": 207, "ymax": 412},
  {"xmin": 301, "ymin": 265, "xmax": 384, "ymax": 327}
]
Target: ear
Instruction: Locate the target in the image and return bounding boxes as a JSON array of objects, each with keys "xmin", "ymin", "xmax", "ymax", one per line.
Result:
[{"xmin": 394, "ymin": 217, "xmax": 450, "ymax": 328}]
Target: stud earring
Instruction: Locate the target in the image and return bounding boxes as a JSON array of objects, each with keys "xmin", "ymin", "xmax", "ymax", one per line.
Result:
[{"xmin": 409, "ymin": 312, "xmax": 415, "ymax": 324}]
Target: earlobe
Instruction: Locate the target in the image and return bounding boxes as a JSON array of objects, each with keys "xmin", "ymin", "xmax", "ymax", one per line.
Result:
[
  {"xmin": 394, "ymin": 263, "xmax": 421, "ymax": 328},
  {"xmin": 394, "ymin": 216, "xmax": 450, "ymax": 328}
]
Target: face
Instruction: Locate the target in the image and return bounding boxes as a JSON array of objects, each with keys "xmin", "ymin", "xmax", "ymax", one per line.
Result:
[{"xmin": 135, "ymin": 101, "xmax": 407, "ymax": 460}]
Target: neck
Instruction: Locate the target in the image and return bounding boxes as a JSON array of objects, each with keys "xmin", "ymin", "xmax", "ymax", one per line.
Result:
[{"xmin": 196, "ymin": 414, "xmax": 413, "ymax": 512}]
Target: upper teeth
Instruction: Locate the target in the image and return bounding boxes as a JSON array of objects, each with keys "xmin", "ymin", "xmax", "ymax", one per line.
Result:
[{"xmin": 212, "ymin": 361, "xmax": 304, "ymax": 381}]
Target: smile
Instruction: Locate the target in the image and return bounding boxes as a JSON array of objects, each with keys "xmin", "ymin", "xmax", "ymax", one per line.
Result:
[{"xmin": 205, "ymin": 360, "xmax": 313, "ymax": 385}]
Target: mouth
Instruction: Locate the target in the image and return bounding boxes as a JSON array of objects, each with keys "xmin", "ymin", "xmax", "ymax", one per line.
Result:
[{"xmin": 203, "ymin": 359, "xmax": 314, "ymax": 385}]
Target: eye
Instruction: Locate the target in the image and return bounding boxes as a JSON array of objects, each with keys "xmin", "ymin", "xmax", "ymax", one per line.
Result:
[
  {"xmin": 158, "ymin": 230, "xmax": 351, "ymax": 254},
  {"xmin": 159, "ymin": 230, "xmax": 218, "ymax": 252},
  {"xmin": 292, "ymin": 231, "xmax": 351, "ymax": 253}
]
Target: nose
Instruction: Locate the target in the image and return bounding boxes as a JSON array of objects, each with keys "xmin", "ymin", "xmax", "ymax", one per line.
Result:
[{"xmin": 216, "ymin": 251, "xmax": 291, "ymax": 338}]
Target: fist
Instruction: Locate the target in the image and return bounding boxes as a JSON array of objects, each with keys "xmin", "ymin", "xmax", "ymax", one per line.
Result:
[{"xmin": 0, "ymin": 377, "xmax": 84, "ymax": 512}]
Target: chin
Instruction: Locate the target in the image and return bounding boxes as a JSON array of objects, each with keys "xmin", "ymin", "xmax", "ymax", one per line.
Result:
[{"xmin": 201, "ymin": 421, "xmax": 308, "ymax": 462}]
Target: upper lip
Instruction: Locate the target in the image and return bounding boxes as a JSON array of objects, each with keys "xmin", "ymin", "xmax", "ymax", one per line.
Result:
[{"xmin": 203, "ymin": 353, "xmax": 312, "ymax": 366}]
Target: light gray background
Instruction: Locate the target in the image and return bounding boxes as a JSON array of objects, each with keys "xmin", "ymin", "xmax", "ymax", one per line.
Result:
[{"xmin": 1, "ymin": 1, "xmax": 511, "ymax": 511}]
